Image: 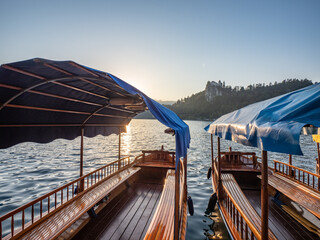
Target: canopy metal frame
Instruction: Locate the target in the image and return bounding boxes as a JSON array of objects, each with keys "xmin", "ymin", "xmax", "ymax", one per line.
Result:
[
  {"xmin": 0, "ymin": 59, "xmax": 147, "ymax": 186},
  {"xmin": 0, "ymin": 62, "xmax": 142, "ymax": 128}
]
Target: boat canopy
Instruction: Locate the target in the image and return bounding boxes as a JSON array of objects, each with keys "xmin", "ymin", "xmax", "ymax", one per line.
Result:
[
  {"xmin": 205, "ymin": 83, "xmax": 320, "ymax": 155},
  {"xmin": 0, "ymin": 58, "xmax": 190, "ymax": 162}
]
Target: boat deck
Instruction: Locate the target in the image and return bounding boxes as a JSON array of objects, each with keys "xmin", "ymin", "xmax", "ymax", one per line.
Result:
[
  {"xmin": 74, "ymin": 181, "xmax": 163, "ymax": 240},
  {"xmin": 243, "ymin": 189, "xmax": 318, "ymax": 240},
  {"xmin": 263, "ymin": 173, "xmax": 320, "ymax": 218}
]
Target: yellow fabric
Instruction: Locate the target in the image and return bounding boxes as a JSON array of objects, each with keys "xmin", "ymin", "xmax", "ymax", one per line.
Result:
[{"xmin": 313, "ymin": 135, "xmax": 320, "ymax": 143}]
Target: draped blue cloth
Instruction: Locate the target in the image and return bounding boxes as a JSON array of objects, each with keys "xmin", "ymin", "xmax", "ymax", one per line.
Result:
[
  {"xmin": 205, "ymin": 83, "xmax": 320, "ymax": 155},
  {"xmin": 108, "ymin": 74, "xmax": 190, "ymax": 164}
]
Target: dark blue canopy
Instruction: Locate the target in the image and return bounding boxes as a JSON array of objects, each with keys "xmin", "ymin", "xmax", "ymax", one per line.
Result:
[
  {"xmin": 205, "ymin": 83, "xmax": 320, "ymax": 155},
  {"xmin": 0, "ymin": 58, "xmax": 190, "ymax": 162}
]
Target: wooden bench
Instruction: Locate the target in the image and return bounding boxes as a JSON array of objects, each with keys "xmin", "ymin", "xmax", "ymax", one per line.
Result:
[
  {"xmin": 261, "ymin": 173, "xmax": 320, "ymax": 218},
  {"xmin": 15, "ymin": 167, "xmax": 141, "ymax": 240},
  {"xmin": 144, "ymin": 170, "xmax": 175, "ymax": 240},
  {"xmin": 137, "ymin": 150, "xmax": 175, "ymax": 169},
  {"xmin": 222, "ymin": 174, "xmax": 277, "ymax": 240}
]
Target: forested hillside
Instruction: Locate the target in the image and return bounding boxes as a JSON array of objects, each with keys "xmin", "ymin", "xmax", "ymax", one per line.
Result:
[{"xmin": 167, "ymin": 79, "xmax": 313, "ymax": 120}]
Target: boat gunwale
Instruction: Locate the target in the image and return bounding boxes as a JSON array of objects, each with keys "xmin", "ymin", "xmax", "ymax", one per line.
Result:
[
  {"xmin": 273, "ymin": 159, "xmax": 320, "ymax": 178},
  {"xmin": 215, "ymin": 172, "xmax": 263, "ymax": 239},
  {"xmin": 0, "ymin": 155, "xmax": 140, "ymax": 239},
  {"xmin": 212, "ymin": 153, "xmax": 277, "ymax": 240}
]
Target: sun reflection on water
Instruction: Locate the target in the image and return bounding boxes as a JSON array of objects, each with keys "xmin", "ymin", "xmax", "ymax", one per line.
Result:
[{"xmin": 121, "ymin": 123, "xmax": 132, "ymax": 157}]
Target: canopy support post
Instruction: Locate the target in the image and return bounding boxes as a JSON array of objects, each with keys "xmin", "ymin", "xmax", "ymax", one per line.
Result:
[
  {"xmin": 118, "ymin": 127, "xmax": 121, "ymax": 160},
  {"xmin": 80, "ymin": 127, "xmax": 84, "ymax": 192},
  {"xmin": 316, "ymin": 143, "xmax": 320, "ymax": 189},
  {"xmin": 174, "ymin": 159, "xmax": 180, "ymax": 240},
  {"xmin": 184, "ymin": 155, "xmax": 188, "ymax": 199},
  {"xmin": 261, "ymin": 150, "xmax": 269, "ymax": 240},
  {"xmin": 289, "ymin": 154, "xmax": 293, "ymax": 176},
  {"xmin": 211, "ymin": 134, "xmax": 214, "ymax": 170},
  {"xmin": 317, "ymin": 143, "xmax": 320, "ymax": 175},
  {"xmin": 217, "ymin": 137, "xmax": 222, "ymax": 200}
]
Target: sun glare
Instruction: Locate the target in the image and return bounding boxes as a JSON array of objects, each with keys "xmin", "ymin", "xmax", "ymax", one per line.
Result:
[{"xmin": 122, "ymin": 123, "xmax": 132, "ymax": 156}]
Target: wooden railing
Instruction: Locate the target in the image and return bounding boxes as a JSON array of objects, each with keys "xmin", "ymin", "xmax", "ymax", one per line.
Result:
[
  {"xmin": 213, "ymin": 158, "xmax": 260, "ymax": 240},
  {"xmin": 0, "ymin": 156, "xmax": 135, "ymax": 239},
  {"xmin": 179, "ymin": 159, "xmax": 185, "ymax": 219},
  {"xmin": 219, "ymin": 151, "xmax": 259, "ymax": 170},
  {"xmin": 177, "ymin": 158, "xmax": 187, "ymax": 239},
  {"xmin": 142, "ymin": 150, "xmax": 175, "ymax": 163},
  {"xmin": 221, "ymin": 187, "xmax": 260, "ymax": 240},
  {"xmin": 213, "ymin": 159, "xmax": 219, "ymax": 192},
  {"xmin": 274, "ymin": 160, "xmax": 320, "ymax": 192}
]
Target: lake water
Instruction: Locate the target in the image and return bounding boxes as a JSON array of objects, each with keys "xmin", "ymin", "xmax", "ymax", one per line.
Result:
[{"xmin": 0, "ymin": 119, "xmax": 318, "ymax": 239}]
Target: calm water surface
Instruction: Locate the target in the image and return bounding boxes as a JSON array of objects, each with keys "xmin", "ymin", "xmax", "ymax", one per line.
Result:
[{"xmin": 0, "ymin": 119, "xmax": 318, "ymax": 239}]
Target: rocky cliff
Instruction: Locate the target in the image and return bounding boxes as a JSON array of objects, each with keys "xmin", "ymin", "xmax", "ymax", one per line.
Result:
[{"xmin": 205, "ymin": 81, "xmax": 222, "ymax": 102}]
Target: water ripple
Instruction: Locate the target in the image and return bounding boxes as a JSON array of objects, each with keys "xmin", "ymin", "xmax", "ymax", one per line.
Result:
[{"xmin": 0, "ymin": 119, "xmax": 317, "ymax": 239}]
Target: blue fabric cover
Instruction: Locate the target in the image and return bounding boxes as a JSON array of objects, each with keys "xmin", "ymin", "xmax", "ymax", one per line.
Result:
[
  {"xmin": 0, "ymin": 58, "xmax": 190, "ymax": 164},
  {"xmin": 108, "ymin": 74, "xmax": 190, "ymax": 164},
  {"xmin": 205, "ymin": 83, "xmax": 320, "ymax": 155}
]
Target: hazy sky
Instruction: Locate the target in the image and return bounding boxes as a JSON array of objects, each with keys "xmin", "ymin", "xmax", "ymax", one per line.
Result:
[{"xmin": 1, "ymin": 0, "xmax": 319, "ymax": 101}]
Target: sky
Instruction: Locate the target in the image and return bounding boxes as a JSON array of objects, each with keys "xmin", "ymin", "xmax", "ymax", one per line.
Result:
[{"xmin": 1, "ymin": 0, "xmax": 319, "ymax": 101}]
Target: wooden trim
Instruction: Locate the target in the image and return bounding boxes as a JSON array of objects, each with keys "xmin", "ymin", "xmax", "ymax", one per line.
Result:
[
  {"xmin": 118, "ymin": 127, "xmax": 121, "ymax": 160},
  {"xmin": 0, "ymin": 156, "xmax": 134, "ymax": 239},
  {"xmin": 289, "ymin": 154, "xmax": 293, "ymax": 177},
  {"xmin": 42, "ymin": 62, "xmax": 73, "ymax": 76},
  {"xmin": 221, "ymin": 179, "xmax": 262, "ymax": 239},
  {"xmin": 68, "ymin": 61, "xmax": 101, "ymax": 78},
  {"xmin": 184, "ymin": 155, "xmax": 187, "ymax": 199},
  {"xmin": 79, "ymin": 77, "xmax": 127, "ymax": 97},
  {"xmin": 274, "ymin": 160, "xmax": 320, "ymax": 192},
  {"xmin": 81, "ymin": 104, "xmax": 112, "ymax": 126},
  {"xmin": 53, "ymin": 81, "xmax": 109, "ymax": 100},
  {"xmin": 261, "ymin": 150, "xmax": 268, "ymax": 240},
  {"xmin": 0, "ymin": 76, "xmax": 77, "ymax": 111},
  {"xmin": 217, "ymin": 137, "xmax": 222, "ymax": 199},
  {"xmin": 2, "ymin": 64, "xmax": 46, "ymax": 80},
  {"xmin": 0, "ymin": 83, "xmax": 135, "ymax": 114},
  {"xmin": 174, "ymin": 160, "xmax": 180, "ymax": 240},
  {"xmin": 211, "ymin": 134, "xmax": 214, "ymax": 169},
  {"xmin": 1, "ymin": 63, "xmax": 138, "ymax": 112},
  {"xmin": 80, "ymin": 128, "xmax": 84, "ymax": 191},
  {"xmin": 5, "ymin": 104, "xmax": 128, "ymax": 119},
  {"xmin": 220, "ymin": 151, "xmax": 257, "ymax": 155},
  {"xmin": 0, "ymin": 156, "xmax": 132, "ymax": 222},
  {"xmin": 316, "ymin": 142, "xmax": 320, "ymax": 176},
  {"xmin": 0, "ymin": 82, "xmax": 102, "ymax": 107},
  {"xmin": 219, "ymin": 202, "xmax": 242, "ymax": 240},
  {"xmin": 274, "ymin": 160, "xmax": 320, "ymax": 178}
]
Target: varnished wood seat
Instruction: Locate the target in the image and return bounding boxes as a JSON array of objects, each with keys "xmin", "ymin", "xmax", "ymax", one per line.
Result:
[
  {"xmin": 16, "ymin": 167, "xmax": 141, "ymax": 240},
  {"xmin": 144, "ymin": 170, "xmax": 175, "ymax": 240},
  {"xmin": 261, "ymin": 173, "xmax": 320, "ymax": 218},
  {"xmin": 222, "ymin": 174, "xmax": 277, "ymax": 240}
]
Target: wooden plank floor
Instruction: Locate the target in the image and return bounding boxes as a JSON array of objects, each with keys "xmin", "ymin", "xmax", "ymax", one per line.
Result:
[
  {"xmin": 243, "ymin": 189, "xmax": 318, "ymax": 240},
  {"xmin": 73, "ymin": 182, "xmax": 163, "ymax": 240}
]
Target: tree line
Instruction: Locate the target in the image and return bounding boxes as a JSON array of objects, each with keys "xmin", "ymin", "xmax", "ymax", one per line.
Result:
[{"xmin": 166, "ymin": 79, "xmax": 313, "ymax": 120}]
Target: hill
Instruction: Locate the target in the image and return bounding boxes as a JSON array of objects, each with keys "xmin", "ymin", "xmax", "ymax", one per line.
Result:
[{"xmin": 167, "ymin": 79, "xmax": 313, "ymax": 120}]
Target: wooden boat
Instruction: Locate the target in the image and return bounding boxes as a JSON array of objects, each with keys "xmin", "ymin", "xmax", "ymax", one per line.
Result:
[
  {"xmin": 0, "ymin": 59, "xmax": 190, "ymax": 240},
  {"xmin": 206, "ymin": 84, "xmax": 320, "ymax": 240}
]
